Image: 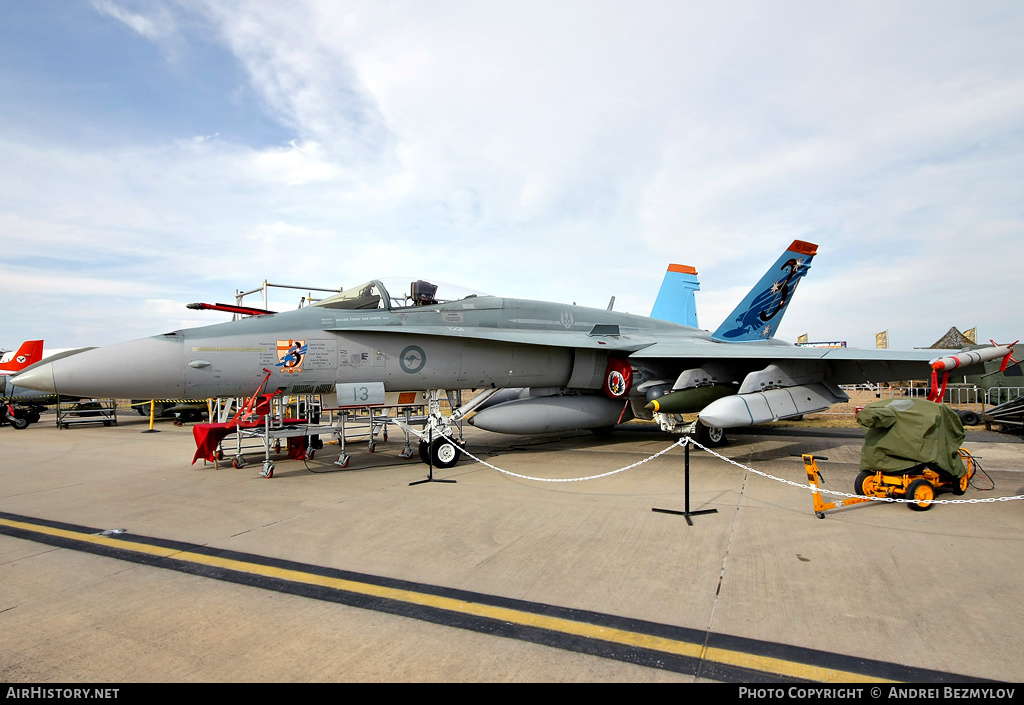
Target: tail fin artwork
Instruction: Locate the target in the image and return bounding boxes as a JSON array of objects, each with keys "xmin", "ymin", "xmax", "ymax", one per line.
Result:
[
  {"xmin": 711, "ymin": 241, "xmax": 817, "ymax": 342},
  {"xmin": 650, "ymin": 264, "xmax": 700, "ymax": 328},
  {"xmin": 0, "ymin": 340, "xmax": 44, "ymax": 375}
]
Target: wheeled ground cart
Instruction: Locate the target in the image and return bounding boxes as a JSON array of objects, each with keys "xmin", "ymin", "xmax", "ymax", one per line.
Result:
[
  {"xmin": 852, "ymin": 448, "xmax": 975, "ymax": 511},
  {"xmin": 805, "ymin": 398, "xmax": 976, "ymax": 516},
  {"xmin": 855, "ymin": 397, "xmax": 973, "ymax": 511}
]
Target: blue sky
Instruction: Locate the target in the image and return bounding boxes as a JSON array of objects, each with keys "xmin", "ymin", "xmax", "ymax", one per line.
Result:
[{"xmin": 1, "ymin": 1, "xmax": 1022, "ymax": 351}]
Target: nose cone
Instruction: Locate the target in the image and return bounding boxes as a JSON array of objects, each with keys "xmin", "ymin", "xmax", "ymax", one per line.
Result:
[
  {"xmin": 13, "ymin": 335, "xmax": 185, "ymax": 399},
  {"xmin": 10, "ymin": 363, "xmax": 56, "ymax": 394}
]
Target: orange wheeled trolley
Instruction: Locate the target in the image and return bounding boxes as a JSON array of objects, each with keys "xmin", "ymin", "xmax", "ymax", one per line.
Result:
[{"xmin": 804, "ymin": 449, "xmax": 976, "ymax": 517}]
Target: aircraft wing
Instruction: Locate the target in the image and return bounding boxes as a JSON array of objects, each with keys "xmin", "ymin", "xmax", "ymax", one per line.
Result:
[
  {"xmin": 631, "ymin": 340, "xmax": 952, "ymax": 384},
  {"xmin": 324, "ymin": 324, "xmax": 656, "ymax": 353}
]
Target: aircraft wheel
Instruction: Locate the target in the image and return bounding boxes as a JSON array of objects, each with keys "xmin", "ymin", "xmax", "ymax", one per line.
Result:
[
  {"xmin": 854, "ymin": 471, "xmax": 878, "ymax": 497},
  {"xmin": 431, "ymin": 438, "xmax": 461, "ymax": 469},
  {"xmin": 906, "ymin": 479, "xmax": 935, "ymax": 511},
  {"xmin": 27, "ymin": 411, "xmax": 40, "ymax": 424},
  {"xmin": 418, "ymin": 439, "xmax": 430, "ymax": 464},
  {"xmin": 9, "ymin": 416, "xmax": 29, "ymax": 430},
  {"xmin": 696, "ymin": 423, "xmax": 726, "ymax": 448}
]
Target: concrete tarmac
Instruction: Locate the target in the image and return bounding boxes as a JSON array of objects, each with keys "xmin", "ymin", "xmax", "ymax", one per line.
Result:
[{"xmin": 1, "ymin": 414, "xmax": 1022, "ymax": 683}]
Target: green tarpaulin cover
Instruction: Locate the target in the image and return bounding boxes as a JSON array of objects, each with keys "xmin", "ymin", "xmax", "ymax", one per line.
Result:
[{"xmin": 857, "ymin": 398, "xmax": 966, "ymax": 478}]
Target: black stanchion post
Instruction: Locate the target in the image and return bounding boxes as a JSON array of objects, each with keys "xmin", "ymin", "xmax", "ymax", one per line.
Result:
[{"xmin": 652, "ymin": 438, "xmax": 718, "ymax": 526}]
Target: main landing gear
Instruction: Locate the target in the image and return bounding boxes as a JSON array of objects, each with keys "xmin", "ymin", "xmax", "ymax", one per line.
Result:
[
  {"xmin": 418, "ymin": 435, "xmax": 463, "ymax": 469},
  {"xmin": 407, "ymin": 388, "xmax": 503, "ymax": 470},
  {"xmin": 695, "ymin": 422, "xmax": 727, "ymax": 448}
]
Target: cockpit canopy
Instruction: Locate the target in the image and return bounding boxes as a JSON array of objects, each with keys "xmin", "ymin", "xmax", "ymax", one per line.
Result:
[{"xmin": 311, "ymin": 279, "xmax": 489, "ymax": 311}]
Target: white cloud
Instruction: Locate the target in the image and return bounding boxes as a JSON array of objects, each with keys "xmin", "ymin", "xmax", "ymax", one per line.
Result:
[
  {"xmin": 89, "ymin": 0, "xmax": 176, "ymax": 42},
  {"xmin": 250, "ymin": 141, "xmax": 342, "ymax": 185}
]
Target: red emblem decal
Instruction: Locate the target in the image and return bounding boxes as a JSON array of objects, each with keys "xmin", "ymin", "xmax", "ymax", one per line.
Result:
[{"xmin": 604, "ymin": 358, "xmax": 633, "ymax": 398}]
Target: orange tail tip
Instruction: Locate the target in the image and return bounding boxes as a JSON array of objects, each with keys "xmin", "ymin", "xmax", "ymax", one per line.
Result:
[{"xmin": 788, "ymin": 240, "xmax": 818, "ymax": 256}]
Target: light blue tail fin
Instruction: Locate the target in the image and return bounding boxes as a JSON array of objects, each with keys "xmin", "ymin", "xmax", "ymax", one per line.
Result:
[
  {"xmin": 711, "ymin": 241, "xmax": 817, "ymax": 342},
  {"xmin": 650, "ymin": 264, "xmax": 700, "ymax": 328}
]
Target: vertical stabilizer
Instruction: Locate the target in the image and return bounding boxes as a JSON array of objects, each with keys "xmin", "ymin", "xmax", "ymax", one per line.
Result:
[
  {"xmin": 711, "ymin": 241, "xmax": 817, "ymax": 342},
  {"xmin": 0, "ymin": 340, "xmax": 44, "ymax": 374},
  {"xmin": 650, "ymin": 264, "xmax": 700, "ymax": 328}
]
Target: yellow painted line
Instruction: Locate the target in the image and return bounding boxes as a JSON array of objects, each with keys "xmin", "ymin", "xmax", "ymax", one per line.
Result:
[
  {"xmin": 702, "ymin": 646, "xmax": 892, "ymax": 684},
  {"xmin": 1, "ymin": 516, "xmax": 890, "ymax": 682}
]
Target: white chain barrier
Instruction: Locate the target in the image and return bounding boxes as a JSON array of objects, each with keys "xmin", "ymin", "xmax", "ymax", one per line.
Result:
[
  {"xmin": 424, "ymin": 431, "xmax": 1024, "ymax": 506},
  {"xmin": 454, "ymin": 436, "xmax": 689, "ymax": 483}
]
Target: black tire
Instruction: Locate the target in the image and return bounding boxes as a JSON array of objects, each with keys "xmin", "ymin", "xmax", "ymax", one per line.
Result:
[
  {"xmin": 696, "ymin": 422, "xmax": 726, "ymax": 448},
  {"xmin": 418, "ymin": 439, "xmax": 430, "ymax": 464},
  {"xmin": 854, "ymin": 471, "xmax": 877, "ymax": 497},
  {"xmin": 431, "ymin": 437, "xmax": 461, "ymax": 469},
  {"xmin": 906, "ymin": 479, "xmax": 935, "ymax": 511},
  {"xmin": 952, "ymin": 470, "xmax": 970, "ymax": 496},
  {"xmin": 9, "ymin": 416, "xmax": 29, "ymax": 430},
  {"xmin": 958, "ymin": 410, "xmax": 981, "ymax": 427}
]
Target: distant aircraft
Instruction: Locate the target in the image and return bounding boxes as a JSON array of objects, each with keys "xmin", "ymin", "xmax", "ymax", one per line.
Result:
[
  {"xmin": 2, "ymin": 342, "xmax": 94, "ymax": 429},
  {"xmin": 13, "ymin": 242, "xmax": 1012, "ymax": 462},
  {"xmin": 0, "ymin": 340, "xmax": 44, "ymax": 375},
  {"xmin": 2, "ymin": 341, "xmax": 50, "ymax": 428}
]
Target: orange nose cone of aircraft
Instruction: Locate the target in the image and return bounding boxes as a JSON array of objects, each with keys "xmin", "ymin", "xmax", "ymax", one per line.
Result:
[{"xmin": 13, "ymin": 335, "xmax": 186, "ymax": 400}]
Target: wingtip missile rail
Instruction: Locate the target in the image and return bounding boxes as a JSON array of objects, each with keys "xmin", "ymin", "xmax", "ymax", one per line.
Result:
[
  {"xmin": 927, "ymin": 342, "xmax": 1017, "ymax": 403},
  {"xmin": 928, "ymin": 343, "xmax": 1016, "ymax": 373}
]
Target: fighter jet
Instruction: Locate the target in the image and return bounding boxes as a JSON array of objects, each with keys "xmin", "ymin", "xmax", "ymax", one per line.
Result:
[{"xmin": 13, "ymin": 241, "xmax": 1011, "ymax": 463}]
